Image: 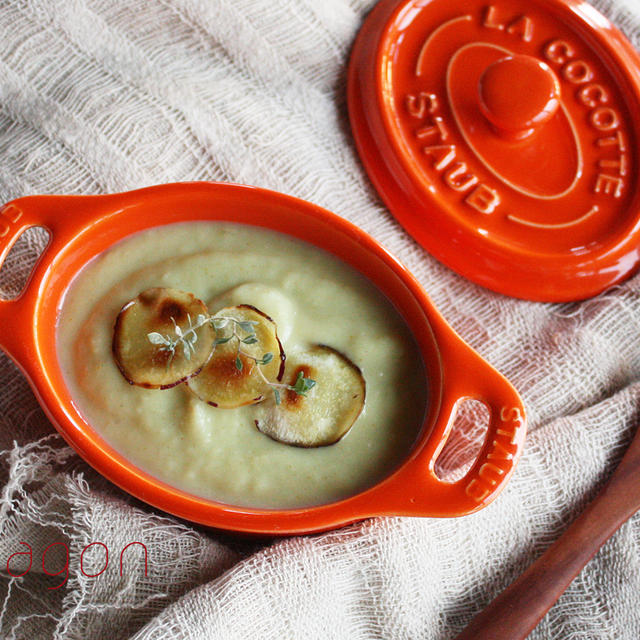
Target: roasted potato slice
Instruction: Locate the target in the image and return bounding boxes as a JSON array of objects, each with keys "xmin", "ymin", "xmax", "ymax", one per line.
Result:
[
  {"xmin": 187, "ymin": 305, "xmax": 285, "ymax": 408},
  {"xmin": 113, "ymin": 287, "xmax": 215, "ymax": 389},
  {"xmin": 254, "ymin": 345, "xmax": 366, "ymax": 447}
]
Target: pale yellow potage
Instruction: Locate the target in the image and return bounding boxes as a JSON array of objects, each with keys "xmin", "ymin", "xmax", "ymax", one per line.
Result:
[{"xmin": 57, "ymin": 222, "xmax": 427, "ymax": 509}]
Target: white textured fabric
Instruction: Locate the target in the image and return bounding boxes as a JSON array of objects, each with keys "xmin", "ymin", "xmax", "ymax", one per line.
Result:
[{"xmin": 1, "ymin": 0, "xmax": 640, "ymax": 638}]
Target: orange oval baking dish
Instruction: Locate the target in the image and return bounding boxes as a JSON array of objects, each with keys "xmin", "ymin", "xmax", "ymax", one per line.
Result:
[{"xmin": 0, "ymin": 183, "xmax": 525, "ymax": 535}]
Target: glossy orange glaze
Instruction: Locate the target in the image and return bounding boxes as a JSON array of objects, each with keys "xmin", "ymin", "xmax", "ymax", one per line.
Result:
[
  {"xmin": 0, "ymin": 183, "xmax": 525, "ymax": 534},
  {"xmin": 479, "ymin": 55, "xmax": 561, "ymax": 139},
  {"xmin": 348, "ymin": 0, "xmax": 640, "ymax": 301}
]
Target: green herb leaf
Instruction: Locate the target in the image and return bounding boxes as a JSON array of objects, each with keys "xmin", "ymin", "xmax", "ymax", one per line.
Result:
[
  {"xmin": 242, "ymin": 336, "xmax": 258, "ymax": 344},
  {"xmin": 260, "ymin": 352, "xmax": 273, "ymax": 365},
  {"xmin": 274, "ymin": 388, "xmax": 281, "ymax": 405},
  {"xmin": 292, "ymin": 370, "xmax": 316, "ymax": 395},
  {"xmin": 235, "ymin": 355, "xmax": 243, "ymax": 371},
  {"xmin": 214, "ymin": 336, "xmax": 232, "ymax": 345},
  {"xmin": 212, "ymin": 318, "xmax": 229, "ymax": 330},
  {"xmin": 148, "ymin": 332, "xmax": 168, "ymax": 345},
  {"xmin": 237, "ymin": 320, "xmax": 257, "ymax": 334}
]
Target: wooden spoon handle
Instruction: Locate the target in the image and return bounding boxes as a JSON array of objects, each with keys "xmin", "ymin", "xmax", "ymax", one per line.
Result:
[{"xmin": 455, "ymin": 440, "xmax": 640, "ymax": 640}]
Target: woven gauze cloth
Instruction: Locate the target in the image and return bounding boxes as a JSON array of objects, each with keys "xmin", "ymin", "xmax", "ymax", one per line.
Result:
[{"xmin": 1, "ymin": 0, "xmax": 640, "ymax": 638}]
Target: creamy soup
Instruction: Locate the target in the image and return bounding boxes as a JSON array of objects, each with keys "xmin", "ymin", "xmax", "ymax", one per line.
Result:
[{"xmin": 57, "ymin": 222, "xmax": 427, "ymax": 508}]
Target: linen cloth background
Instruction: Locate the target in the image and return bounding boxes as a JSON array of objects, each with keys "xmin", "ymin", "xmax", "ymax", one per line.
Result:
[{"xmin": 0, "ymin": 0, "xmax": 639, "ymax": 637}]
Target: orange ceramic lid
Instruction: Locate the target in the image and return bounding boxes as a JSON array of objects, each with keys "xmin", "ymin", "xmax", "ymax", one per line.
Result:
[{"xmin": 348, "ymin": 0, "xmax": 640, "ymax": 301}]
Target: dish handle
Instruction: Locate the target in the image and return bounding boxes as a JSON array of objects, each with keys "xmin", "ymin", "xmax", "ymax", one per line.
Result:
[
  {"xmin": 0, "ymin": 195, "xmax": 104, "ymax": 365},
  {"xmin": 377, "ymin": 337, "xmax": 526, "ymax": 517}
]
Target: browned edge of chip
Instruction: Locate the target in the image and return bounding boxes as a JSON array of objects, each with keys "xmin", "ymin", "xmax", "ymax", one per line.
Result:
[{"xmin": 236, "ymin": 303, "xmax": 286, "ymax": 381}]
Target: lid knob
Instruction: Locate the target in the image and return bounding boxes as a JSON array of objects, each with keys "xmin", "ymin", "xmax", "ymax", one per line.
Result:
[{"xmin": 478, "ymin": 55, "xmax": 561, "ymax": 141}]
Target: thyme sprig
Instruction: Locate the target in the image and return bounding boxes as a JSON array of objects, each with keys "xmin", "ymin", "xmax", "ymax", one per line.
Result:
[
  {"xmin": 147, "ymin": 313, "xmax": 315, "ymax": 404},
  {"xmin": 147, "ymin": 313, "xmax": 216, "ymax": 361},
  {"xmin": 253, "ymin": 360, "xmax": 316, "ymax": 405}
]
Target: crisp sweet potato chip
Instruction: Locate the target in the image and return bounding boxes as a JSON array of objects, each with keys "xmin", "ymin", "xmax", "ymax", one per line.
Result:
[
  {"xmin": 113, "ymin": 287, "xmax": 214, "ymax": 389},
  {"xmin": 254, "ymin": 345, "xmax": 365, "ymax": 447},
  {"xmin": 187, "ymin": 305, "xmax": 285, "ymax": 408}
]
